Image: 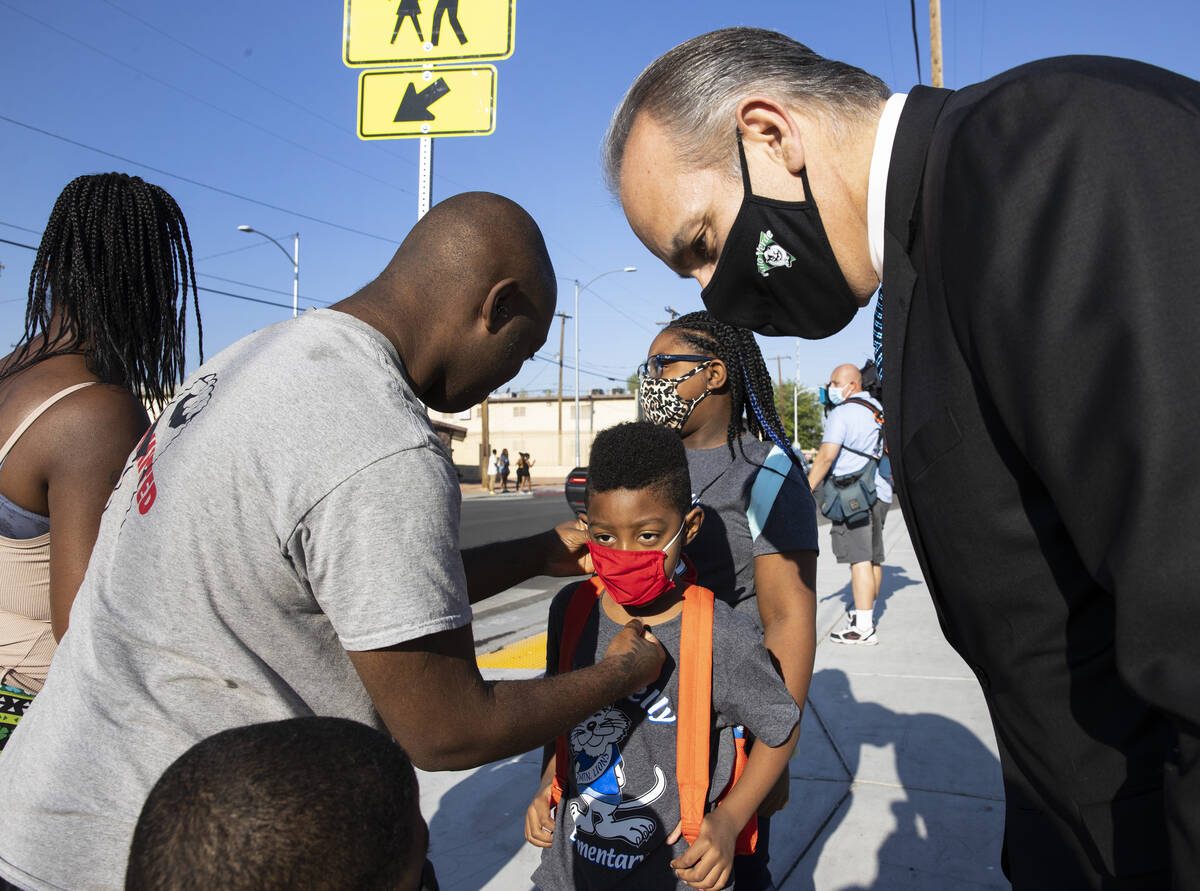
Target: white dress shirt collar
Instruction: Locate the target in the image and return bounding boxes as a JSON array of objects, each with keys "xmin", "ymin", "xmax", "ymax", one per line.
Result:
[{"xmin": 867, "ymin": 93, "xmax": 909, "ymax": 281}]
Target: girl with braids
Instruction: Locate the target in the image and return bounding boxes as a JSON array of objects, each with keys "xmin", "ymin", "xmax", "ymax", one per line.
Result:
[
  {"xmin": 0, "ymin": 172, "xmax": 201, "ymax": 747},
  {"xmin": 637, "ymin": 310, "xmax": 817, "ymax": 890}
]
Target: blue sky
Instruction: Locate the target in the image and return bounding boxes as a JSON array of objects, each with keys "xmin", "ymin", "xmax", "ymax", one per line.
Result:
[{"xmin": 2, "ymin": 0, "xmax": 1198, "ymax": 396}]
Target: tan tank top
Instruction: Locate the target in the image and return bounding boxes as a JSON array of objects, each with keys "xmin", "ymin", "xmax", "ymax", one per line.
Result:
[{"xmin": 0, "ymin": 381, "xmax": 98, "ymax": 692}]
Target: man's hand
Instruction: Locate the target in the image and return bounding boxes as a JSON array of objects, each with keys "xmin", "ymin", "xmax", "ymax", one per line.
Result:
[
  {"xmin": 668, "ymin": 807, "xmax": 739, "ymax": 890},
  {"xmin": 540, "ymin": 517, "xmax": 593, "ymax": 577},
  {"xmin": 602, "ymin": 619, "xmax": 665, "ymax": 692},
  {"xmin": 758, "ymin": 770, "xmax": 790, "ymax": 816},
  {"xmin": 524, "ymin": 782, "xmax": 556, "ymax": 848}
]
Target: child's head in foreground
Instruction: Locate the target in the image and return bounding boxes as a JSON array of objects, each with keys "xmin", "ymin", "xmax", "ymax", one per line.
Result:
[
  {"xmin": 125, "ymin": 717, "xmax": 435, "ymax": 891},
  {"xmin": 584, "ymin": 422, "xmax": 703, "ymax": 609}
]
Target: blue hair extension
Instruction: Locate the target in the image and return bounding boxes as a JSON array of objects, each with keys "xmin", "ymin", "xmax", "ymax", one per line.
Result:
[{"xmin": 738, "ymin": 352, "xmax": 807, "ymax": 475}]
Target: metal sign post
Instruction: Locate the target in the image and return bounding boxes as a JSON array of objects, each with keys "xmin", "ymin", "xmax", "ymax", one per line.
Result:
[{"xmin": 418, "ymin": 135, "xmax": 433, "ymax": 219}]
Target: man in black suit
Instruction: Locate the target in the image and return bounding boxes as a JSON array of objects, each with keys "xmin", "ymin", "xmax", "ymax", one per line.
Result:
[{"xmin": 604, "ymin": 26, "xmax": 1200, "ymax": 889}]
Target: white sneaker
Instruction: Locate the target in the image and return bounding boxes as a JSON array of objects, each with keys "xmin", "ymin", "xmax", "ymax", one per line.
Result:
[{"xmin": 829, "ymin": 612, "xmax": 878, "ymax": 646}]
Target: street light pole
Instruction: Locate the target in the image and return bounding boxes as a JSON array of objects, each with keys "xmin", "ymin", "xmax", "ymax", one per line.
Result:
[
  {"xmin": 572, "ymin": 266, "xmax": 636, "ymax": 467},
  {"xmin": 237, "ymin": 226, "xmax": 300, "ymax": 318},
  {"xmin": 793, "ymin": 338, "xmax": 801, "ymax": 450}
]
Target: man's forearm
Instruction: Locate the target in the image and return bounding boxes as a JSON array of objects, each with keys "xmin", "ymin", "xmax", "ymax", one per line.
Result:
[
  {"xmin": 461, "ymin": 530, "xmax": 551, "ymax": 603},
  {"xmin": 415, "ymin": 657, "xmax": 642, "ymax": 771}
]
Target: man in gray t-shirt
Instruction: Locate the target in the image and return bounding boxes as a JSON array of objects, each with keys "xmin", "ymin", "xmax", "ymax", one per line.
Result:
[{"xmin": 0, "ymin": 194, "xmax": 666, "ymax": 891}]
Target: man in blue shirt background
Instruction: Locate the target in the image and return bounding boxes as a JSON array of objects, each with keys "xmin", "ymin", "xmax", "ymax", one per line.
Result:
[{"xmin": 807, "ymin": 364, "xmax": 885, "ymax": 645}]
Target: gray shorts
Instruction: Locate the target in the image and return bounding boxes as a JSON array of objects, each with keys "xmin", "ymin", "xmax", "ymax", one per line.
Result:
[{"xmin": 831, "ymin": 500, "xmax": 887, "ymax": 565}]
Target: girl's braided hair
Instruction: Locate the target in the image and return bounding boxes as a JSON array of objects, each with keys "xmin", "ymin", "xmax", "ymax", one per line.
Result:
[
  {"xmin": 664, "ymin": 310, "xmax": 805, "ymax": 472},
  {"xmin": 6, "ymin": 172, "xmax": 203, "ymax": 408}
]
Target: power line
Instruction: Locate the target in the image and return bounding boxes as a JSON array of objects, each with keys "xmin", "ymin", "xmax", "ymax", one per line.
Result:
[
  {"xmin": 196, "ymin": 271, "xmax": 331, "ymax": 305},
  {"xmin": 2, "ymin": 2, "xmax": 411, "ymax": 198},
  {"xmin": 909, "ymin": 0, "xmax": 924, "ymax": 84},
  {"xmin": 0, "ymin": 221, "xmax": 43, "ymax": 236},
  {"xmin": 0, "ymin": 236, "xmax": 312, "ymax": 311},
  {"xmin": 0, "ymin": 113, "xmax": 402, "ymax": 245},
  {"xmin": 531, "ymin": 353, "xmax": 626, "ymax": 383},
  {"xmin": 97, "ymin": 0, "xmax": 462, "ymax": 192}
]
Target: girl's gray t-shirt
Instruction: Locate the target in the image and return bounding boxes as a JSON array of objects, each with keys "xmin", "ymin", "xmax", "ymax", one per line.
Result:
[{"xmin": 684, "ymin": 435, "xmax": 818, "ymax": 615}]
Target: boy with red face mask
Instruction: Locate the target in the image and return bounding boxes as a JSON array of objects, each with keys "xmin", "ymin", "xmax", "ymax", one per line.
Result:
[{"xmin": 525, "ymin": 422, "xmax": 800, "ymax": 891}]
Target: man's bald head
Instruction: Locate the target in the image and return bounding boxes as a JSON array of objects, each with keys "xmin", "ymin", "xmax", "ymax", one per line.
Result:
[
  {"xmin": 338, "ymin": 192, "xmax": 556, "ymax": 413},
  {"xmin": 383, "ymin": 192, "xmax": 555, "ymax": 302},
  {"xmin": 830, "ymin": 363, "xmax": 862, "ymax": 393}
]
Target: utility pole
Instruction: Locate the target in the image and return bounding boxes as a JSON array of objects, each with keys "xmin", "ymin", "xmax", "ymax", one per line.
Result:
[
  {"xmin": 663, "ymin": 305, "xmax": 679, "ymax": 321},
  {"xmin": 479, "ymin": 397, "xmax": 490, "ymax": 489},
  {"xmin": 554, "ymin": 311, "xmax": 571, "ymax": 465},
  {"xmin": 930, "ymin": 0, "xmax": 944, "ymax": 87},
  {"xmin": 767, "ymin": 355, "xmax": 786, "ymax": 386}
]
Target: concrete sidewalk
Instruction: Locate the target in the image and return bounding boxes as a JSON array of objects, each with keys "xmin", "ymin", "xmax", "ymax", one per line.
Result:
[{"xmin": 418, "ymin": 510, "xmax": 1010, "ymax": 890}]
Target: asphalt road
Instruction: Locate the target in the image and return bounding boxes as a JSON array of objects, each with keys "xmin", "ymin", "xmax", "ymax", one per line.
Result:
[{"xmin": 459, "ymin": 491, "xmax": 577, "ymax": 549}]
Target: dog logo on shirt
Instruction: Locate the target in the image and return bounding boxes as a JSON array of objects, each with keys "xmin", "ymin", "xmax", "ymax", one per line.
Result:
[{"xmin": 567, "ymin": 706, "xmax": 667, "ymax": 848}]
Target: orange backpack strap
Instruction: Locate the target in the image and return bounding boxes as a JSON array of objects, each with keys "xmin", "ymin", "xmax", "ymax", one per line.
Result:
[
  {"xmin": 677, "ymin": 583, "xmax": 758, "ymax": 853},
  {"xmin": 676, "ymin": 583, "xmax": 714, "ymax": 844},
  {"xmin": 550, "ymin": 578, "xmax": 603, "ymax": 806}
]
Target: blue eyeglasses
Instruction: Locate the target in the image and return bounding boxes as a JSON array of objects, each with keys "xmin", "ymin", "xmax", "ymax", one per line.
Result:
[{"xmin": 637, "ymin": 354, "xmax": 714, "ymax": 379}]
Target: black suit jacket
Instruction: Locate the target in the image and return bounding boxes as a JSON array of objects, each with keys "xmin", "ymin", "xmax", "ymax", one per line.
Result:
[{"xmin": 883, "ymin": 57, "xmax": 1200, "ymax": 886}]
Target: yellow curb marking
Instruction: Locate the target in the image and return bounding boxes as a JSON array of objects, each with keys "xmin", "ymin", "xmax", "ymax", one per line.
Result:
[{"xmin": 476, "ymin": 631, "xmax": 547, "ymax": 669}]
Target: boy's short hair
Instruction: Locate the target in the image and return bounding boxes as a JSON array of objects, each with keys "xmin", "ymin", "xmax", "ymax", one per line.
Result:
[
  {"xmin": 586, "ymin": 421, "xmax": 691, "ymax": 515},
  {"xmin": 126, "ymin": 717, "xmax": 422, "ymax": 891}
]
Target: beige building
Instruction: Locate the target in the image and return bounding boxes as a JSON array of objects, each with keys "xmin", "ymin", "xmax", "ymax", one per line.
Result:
[{"xmin": 434, "ymin": 390, "xmax": 639, "ymax": 478}]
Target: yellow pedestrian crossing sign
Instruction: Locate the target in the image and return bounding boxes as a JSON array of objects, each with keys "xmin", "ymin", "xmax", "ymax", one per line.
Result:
[
  {"xmin": 344, "ymin": 0, "xmax": 516, "ymax": 67},
  {"xmin": 358, "ymin": 67, "xmax": 497, "ymax": 139}
]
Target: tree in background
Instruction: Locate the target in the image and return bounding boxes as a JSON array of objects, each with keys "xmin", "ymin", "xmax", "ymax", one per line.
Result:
[
  {"xmin": 626, "ymin": 372, "xmax": 639, "ymax": 395},
  {"xmin": 773, "ymin": 381, "xmax": 824, "ymax": 450}
]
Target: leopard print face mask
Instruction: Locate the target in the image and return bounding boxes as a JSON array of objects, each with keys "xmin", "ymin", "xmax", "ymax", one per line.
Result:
[{"xmin": 638, "ymin": 361, "xmax": 713, "ymax": 431}]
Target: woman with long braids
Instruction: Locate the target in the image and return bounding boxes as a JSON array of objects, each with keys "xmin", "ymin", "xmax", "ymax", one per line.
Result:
[
  {"xmin": 637, "ymin": 310, "xmax": 817, "ymax": 889},
  {"xmin": 0, "ymin": 172, "xmax": 202, "ymax": 748}
]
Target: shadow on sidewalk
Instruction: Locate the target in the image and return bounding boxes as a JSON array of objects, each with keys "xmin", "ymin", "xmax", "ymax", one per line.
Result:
[
  {"xmin": 819, "ymin": 564, "xmax": 921, "ymax": 625},
  {"xmin": 780, "ymin": 668, "xmax": 1005, "ymax": 890},
  {"xmin": 426, "ymin": 755, "xmax": 541, "ymax": 890}
]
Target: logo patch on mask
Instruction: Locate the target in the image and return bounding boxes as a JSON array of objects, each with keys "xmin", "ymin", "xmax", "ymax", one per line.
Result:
[{"xmin": 755, "ymin": 230, "xmax": 795, "ymax": 277}]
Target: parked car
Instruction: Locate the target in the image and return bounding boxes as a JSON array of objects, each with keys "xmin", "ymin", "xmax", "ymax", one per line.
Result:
[{"xmin": 564, "ymin": 466, "xmax": 588, "ymax": 516}]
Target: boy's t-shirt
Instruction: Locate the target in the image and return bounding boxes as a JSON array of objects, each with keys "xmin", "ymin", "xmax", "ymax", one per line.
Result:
[{"xmin": 532, "ymin": 582, "xmax": 800, "ymax": 891}]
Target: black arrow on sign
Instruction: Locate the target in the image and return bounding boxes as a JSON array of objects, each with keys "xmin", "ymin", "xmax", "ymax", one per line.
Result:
[{"xmin": 394, "ymin": 78, "xmax": 451, "ymax": 122}]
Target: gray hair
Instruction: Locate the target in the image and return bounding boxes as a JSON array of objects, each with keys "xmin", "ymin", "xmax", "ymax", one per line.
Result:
[{"xmin": 602, "ymin": 27, "xmax": 891, "ymax": 194}]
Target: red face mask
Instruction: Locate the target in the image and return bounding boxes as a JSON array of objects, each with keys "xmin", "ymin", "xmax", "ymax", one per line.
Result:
[{"xmin": 587, "ymin": 523, "xmax": 687, "ymax": 607}]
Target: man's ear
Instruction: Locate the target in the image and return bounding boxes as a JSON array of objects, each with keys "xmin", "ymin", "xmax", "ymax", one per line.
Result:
[
  {"xmin": 735, "ymin": 95, "xmax": 807, "ymax": 175},
  {"xmin": 684, "ymin": 506, "xmax": 704, "ymax": 544},
  {"xmin": 481, "ymin": 278, "xmax": 520, "ymax": 333}
]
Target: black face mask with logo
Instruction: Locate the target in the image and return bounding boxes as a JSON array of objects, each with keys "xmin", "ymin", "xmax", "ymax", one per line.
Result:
[{"xmin": 699, "ymin": 132, "xmax": 861, "ymax": 339}]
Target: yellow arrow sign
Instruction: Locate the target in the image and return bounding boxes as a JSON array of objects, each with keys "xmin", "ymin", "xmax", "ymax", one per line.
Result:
[
  {"xmin": 344, "ymin": 0, "xmax": 515, "ymax": 68},
  {"xmin": 358, "ymin": 67, "xmax": 497, "ymax": 139}
]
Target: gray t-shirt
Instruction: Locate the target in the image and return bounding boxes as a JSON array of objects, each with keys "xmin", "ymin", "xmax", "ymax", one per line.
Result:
[
  {"xmin": 0, "ymin": 310, "xmax": 472, "ymax": 891},
  {"xmin": 685, "ymin": 435, "xmax": 818, "ymax": 615},
  {"xmin": 532, "ymin": 582, "xmax": 800, "ymax": 891}
]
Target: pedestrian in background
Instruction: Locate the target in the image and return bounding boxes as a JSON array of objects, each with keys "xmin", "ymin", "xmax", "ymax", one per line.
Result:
[
  {"xmin": 499, "ymin": 447, "xmax": 511, "ymax": 493},
  {"xmin": 0, "ymin": 172, "xmax": 202, "ymax": 750},
  {"xmin": 516, "ymin": 451, "xmax": 533, "ymax": 492},
  {"xmin": 807, "ymin": 364, "xmax": 885, "ymax": 645},
  {"xmin": 486, "ymin": 448, "xmax": 498, "ymax": 494}
]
